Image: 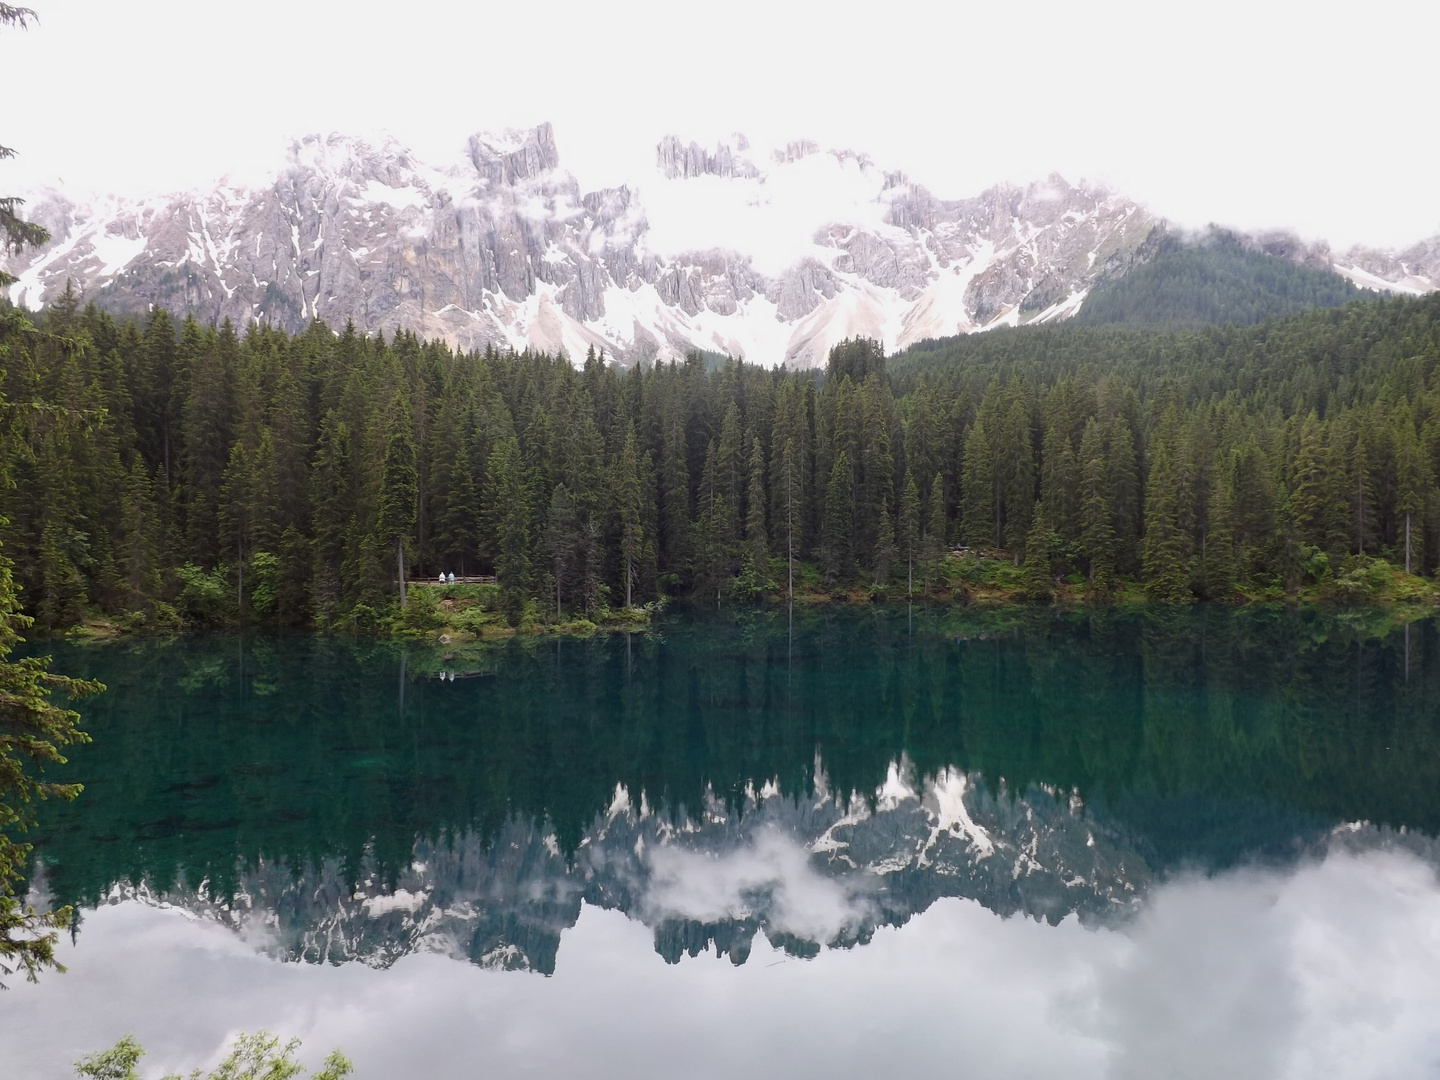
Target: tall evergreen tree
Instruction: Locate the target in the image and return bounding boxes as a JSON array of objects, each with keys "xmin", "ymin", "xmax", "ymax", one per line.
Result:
[
  {"xmin": 1079, "ymin": 418, "xmax": 1117, "ymax": 591},
  {"xmin": 899, "ymin": 469, "xmax": 921, "ymax": 597},
  {"xmin": 822, "ymin": 450, "xmax": 854, "ymax": 587},
  {"xmin": 1141, "ymin": 435, "xmax": 1192, "ymax": 602},
  {"xmin": 960, "ymin": 419, "xmax": 994, "ymax": 547},
  {"xmin": 377, "ymin": 402, "xmax": 418, "ymax": 606},
  {"xmin": 925, "ymin": 473, "xmax": 946, "ymax": 595},
  {"xmin": 616, "ymin": 423, "xmax": 644, "ymax": 608},
  {"xmin": 488, "ymin": 435, "xmax": 532, "ymax": 625},
  {"xmin": 745, "ymin": 430, "xmax": 768, "ymax": 583}
]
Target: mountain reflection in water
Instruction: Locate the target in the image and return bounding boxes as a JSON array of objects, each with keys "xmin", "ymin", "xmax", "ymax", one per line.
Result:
[{"xmin": 5, "ymin": 607, "xmax": 1440, "ymax": 1076}]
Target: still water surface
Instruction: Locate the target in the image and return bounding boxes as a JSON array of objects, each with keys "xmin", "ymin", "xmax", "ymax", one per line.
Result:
[{"xmin": 5, "ymin": 606, "xmax": 1440, "ymax": 1078}]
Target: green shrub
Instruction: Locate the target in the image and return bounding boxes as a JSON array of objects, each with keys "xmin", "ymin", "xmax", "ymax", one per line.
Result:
[
  {"xmin": 175, "ymin": 564, "xmax": 234, "ymax": 625},
  {"xmin": 400, "ymin": 587, "xmax": 444, "ymax": 631},
  {"xmin": 247, "ymin": 551, "xmax": 280, "ymax": 619}
]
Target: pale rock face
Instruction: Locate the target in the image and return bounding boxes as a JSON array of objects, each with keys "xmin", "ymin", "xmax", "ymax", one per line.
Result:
[
  {"xmin": 6, "ymin": 124, "xmax": 1432, "ymax": 367},
  {"xmin": 1332, "ymin": 235, "xmax": 1440, "ymax": 295},
  {"xmin": 88, "ymin": 767, "xmax": 1162, "ymax": 973}
]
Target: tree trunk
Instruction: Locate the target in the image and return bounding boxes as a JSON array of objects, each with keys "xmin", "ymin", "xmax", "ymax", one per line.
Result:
[
  {"xmin": 397, "ymin": 537, "xmax": 407, "ymax": 606},
  {"xmin": 1405, "ymin": 512, "xmax": 1413, "ymax": 575},
  {"xmin": 786, "ymin": 471, "xmax": 794, "ymax": 602},
  {"xmin": 625, "ymin": 557, "xmax": 632, "ymax": 608}
]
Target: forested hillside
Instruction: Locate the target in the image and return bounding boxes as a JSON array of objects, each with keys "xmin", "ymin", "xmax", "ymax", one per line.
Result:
[
  {"xmin": 2, "ymin": 287, "xmax": 1439, "ymax": 633},
  {"xmin": 1074, "ymin": 229, "xmax": 1366, "ymax": 328}
]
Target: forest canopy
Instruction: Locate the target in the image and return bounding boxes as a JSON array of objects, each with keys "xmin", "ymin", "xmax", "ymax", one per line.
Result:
[{"xmin": 1, "ymin": 288, "xmax": 1438, "ymax": 632}]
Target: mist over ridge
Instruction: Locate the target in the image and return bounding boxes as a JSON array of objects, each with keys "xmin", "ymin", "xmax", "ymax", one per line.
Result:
[{"xmin": 6, "ymin": 123, "xmax": 1435, "ymax": 368}]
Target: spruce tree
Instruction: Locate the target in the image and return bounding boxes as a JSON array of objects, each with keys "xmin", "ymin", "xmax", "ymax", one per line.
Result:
[
  {"xmin": 1395, "ymin": 406, "xmax": 1430, "ymax": 575},
  {"xmin": 999, "ymin": 392, "xmax": 1035, "ymax": 562},
  {"xmin": 1079, "ymin": 418, "xmax": 1117, "ymax": 592},
  {"xmin": 872, "ymin": 491, "xmax": 895, "ymax": 588},
  {"xmin": 960, "ymin": 420, "xmax": 994, "ymax": 547},
  {"xmin": 1348, "ymin": 418, "xmax": 1378, "ymax": 556},
  {"xmin": 1105, "ymin": 415, "xmax": 1140, "ymax": 574},
  {"xmin": 489, "ymin": 436, "xmax": 532, "ymax": 625},
  {"xmin": 1141, "ymin": 436, "xmax": 1192, "ymax": 602},
  {"xmin": 926, "ymin": 473, "xmax": 946, "ymax": 594},
  {"xmin": 1290, "ymin": 413, "xmax": 1332, "ymax": 556},
  {"xmin": 377, "ymin": 404, "xmax": 418, "ymax": 606},
  {"xmin": 778, "ymin": 437, "xmax": 802, "ymax": 600},
  {"xmin": 745, "ymin": 431, "xmax": 768, "ymax": 584},
  {"xmin": 1022, "ymin": 503, "xmax": 1054, "ymax": 601},
  {"xmin": 823, "ymin": 450, "xmax": 854, "ymax": 587},
  {"xmin": 0, "ymin": 4, "xmax": 48, "ymax": 292},
  {"xmin": 1203, "ymin": 469, "xmax": 1238, "ymax": 599},
  {"xmin": 548, "ymin": 484, "xmax": 577, "ymax": 617},
  {"xmin": 616, "ymin": 423, "xmax": 643, "ymax": 608},
  {"xmin": 899, "ymin": 469, "xmax": 920, "ymax": 597}
]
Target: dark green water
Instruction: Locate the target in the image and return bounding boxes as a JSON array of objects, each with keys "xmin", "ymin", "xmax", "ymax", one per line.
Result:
[
  {"xmin": 9, "ymin": 605, "xmax": 1440, "ymax": 1079},
  {"xmin": 28, "ymin": 605, "xmax": 1440, "ymax": 912}
]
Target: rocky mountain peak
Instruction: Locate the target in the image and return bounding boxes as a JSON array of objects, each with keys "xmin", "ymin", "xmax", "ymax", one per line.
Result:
[
  {"xmin": 4, "ymin": 122, "xmax": 1434, "ymax": 367},
  {"xmin": 655, "ymin": 133, "xmax": 759, "ymax": 180},
  {"xmin": 467, "ymin": 122, "xmax": 560, "ymax": 185}
]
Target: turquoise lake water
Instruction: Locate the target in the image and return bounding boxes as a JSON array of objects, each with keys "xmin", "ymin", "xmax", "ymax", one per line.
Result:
[{"xmin": 5, "ymin": 605, "xmax": 1440, "ymax": 1078}]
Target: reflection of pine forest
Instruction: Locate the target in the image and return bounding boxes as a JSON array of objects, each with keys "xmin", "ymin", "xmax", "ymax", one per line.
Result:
[
  {"xmin": 28, "ymin": 607, "xmax": 1440, "ymax": 907},
  {"xmin": 3, "ymin": 289, "xmax": 1440, "ymax": 630}
]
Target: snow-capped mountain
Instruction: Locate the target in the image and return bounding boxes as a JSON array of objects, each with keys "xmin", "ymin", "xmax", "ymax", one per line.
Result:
[
  {"xmin": 82, "ymin": 763, "xmax": 1157, "ymax": 973},
  {"xmin": 5, "ymin": 124, "xmax": 1436, "ymax": 366}
]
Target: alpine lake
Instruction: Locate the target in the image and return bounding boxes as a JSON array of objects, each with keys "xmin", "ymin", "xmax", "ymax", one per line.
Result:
[{"xmin": 6, "ymin": 604, "xmax": 1440, "ymax": 1079}]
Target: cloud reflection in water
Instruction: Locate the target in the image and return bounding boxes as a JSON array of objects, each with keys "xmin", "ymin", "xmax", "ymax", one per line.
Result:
[{"xmin": 3, "ymin": 837, "xmax": 1440, "ymax": 1079}]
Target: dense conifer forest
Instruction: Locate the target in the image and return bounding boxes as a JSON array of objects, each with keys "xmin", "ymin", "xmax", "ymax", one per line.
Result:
[
  {"xmin": 1074, "ymin": 229, "xmax": 1368, "ymax": 328},
  {"xmin": 2, "ymin": 287, "xmax": 1439, "ymax": 633}
]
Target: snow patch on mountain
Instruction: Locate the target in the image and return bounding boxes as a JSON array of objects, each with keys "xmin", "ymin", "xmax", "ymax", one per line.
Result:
[{"xmin": 6, "ymin": 124, "xmax": 1434, "ymax": 367}]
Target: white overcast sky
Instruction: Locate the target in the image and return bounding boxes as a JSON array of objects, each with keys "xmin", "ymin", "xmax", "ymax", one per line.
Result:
[{"xmin": 2, "ymin": 0, "xmax": 1437, "ymax": 250}]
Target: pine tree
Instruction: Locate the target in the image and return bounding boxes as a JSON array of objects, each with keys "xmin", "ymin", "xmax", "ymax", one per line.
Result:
[
  {"xmin": 659, "ymin": 408, "xmax": 691, "ymax": 579},
  {"xmin": 1039, "ymin": 396, "xmax": 1079, "ymax": 542},
  {"xmin": 899, "ymin": 469, "xmax": 921, "ymax": 597},
  {"xmin": 823, "ymin": 450, "xmax": 854, "ymax": 587},
  {"xmin": 616, "ymin": 423, "xmax": 644, "ymax": 608},
  {"xmin": 489, "ymin": 436, "xmax": 532, "ymax": 625},
  {"xmin": 1290, "ymin": 413, "xmax": 1332, "ymax": 555},
  {"xmin": 960, "ymin": 420, "xmax": 994, "ymax": 547},
  {"xmin": 1348, "ymin": 417, "xmax": 1378, "ymax": 556},
  {"xmin": 872, "ymin": 490, "xmax": 895, "ymax": 588},
  {"xmin": 182, "ymin": 322, "xmax": 235, "ymax": 567},
  {"xmin": 377, "ymin": 403, "xmax": 418, "ymax": 606},
  {"xmin": 778, "ymin": 436, "xmax": 802, "ymax": 600},
  {"xmin": 1022, "ymin": 503, "xmax": 1054, "ymax": 602},
  {"xmin": 1395, "ymin": 405, "xmax": 1430, "ymax": 575},
  {"xmin": 715, "ymin": 401, "xmax": 743, "ymax": 544},
  {"xmin": 745, "ymin": 430, "xmax": 768, "ymax": 584},
  {"xmin": 117, "ymin": 459, "xmax": 161, "ymax": 609},
  {"xmin": 925, "ymin": 473, "xmax": 946, "ymax": 594},
  {"xmin": 1079, "ymin": 418, "xmax": 1117, "ymax": 592},
  {"xmin": 218, "ymin": 440, "xmax": 254, "ymax": 614},
  {"xmin": 548, "ymin": 484, "xmax": 577, "ymax": 617},
  {"xmin": 309, "ymin": 415, "xmax": 353, "ymax": 622},
  {"xmin": 1203, "ymin": 467, "xmax": 1238, "ymax": 599},
  {"xmin": 1106, "ymin": 415, "xmax": 1140, "ymax": 573},
  {"xmin": 1141, "ymin": 436, "xmax": 1192, "ymax": 601},
  {"xmin": 0, "ymin": 3, "xmax": 49, "ymax": 292},
  {"xmin": 998, "ymin": 392, "xmax": 1035, "ymax": 562}
]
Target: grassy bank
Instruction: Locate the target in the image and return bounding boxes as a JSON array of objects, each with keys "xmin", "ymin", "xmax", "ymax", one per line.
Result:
[{"xmin": 41, "ymin": 548, "xmax": 1440, "ymax": 643}]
